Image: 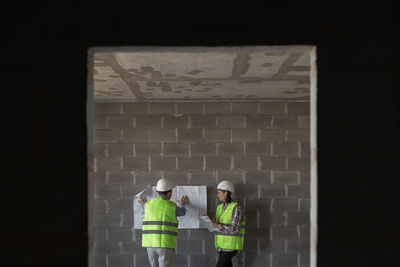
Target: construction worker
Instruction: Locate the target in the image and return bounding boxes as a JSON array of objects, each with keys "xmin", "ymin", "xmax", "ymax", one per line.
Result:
[
  {"xmin": 138, "ymin": 178, "xmax": 189, "ymax": 267},
  {"xmin": 208, "ymin": 180, "xmax": 246, "ymax": 267}
]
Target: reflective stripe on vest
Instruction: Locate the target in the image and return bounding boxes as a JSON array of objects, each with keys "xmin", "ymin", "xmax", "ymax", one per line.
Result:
[
  {"xmin": 215, "ymin": 202, "xmax": 246, "ymax": 251},
  {"xmin": 142, "ymin": 198, "xmax": 179, "ymax": 249}
]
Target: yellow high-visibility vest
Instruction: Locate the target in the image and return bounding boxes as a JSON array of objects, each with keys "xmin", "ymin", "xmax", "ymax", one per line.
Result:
[
  {"xmin": 142, "ymin": 197, "xmax": 179, "ymax": 249},
  {"xmin": 215, "ymin": 202, "xmax": 246, "ymax": 250}
]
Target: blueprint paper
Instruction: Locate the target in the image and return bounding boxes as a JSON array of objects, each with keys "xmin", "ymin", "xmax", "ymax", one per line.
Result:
[{"xmin": 133, "ymin": 186, "xmax": 207, "ymax": 229}]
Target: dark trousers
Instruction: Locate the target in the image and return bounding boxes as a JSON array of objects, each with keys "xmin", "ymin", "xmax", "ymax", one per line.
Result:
[{"xmin": 216, "ymin": 251, "xmax": 238, "ymax": 267}]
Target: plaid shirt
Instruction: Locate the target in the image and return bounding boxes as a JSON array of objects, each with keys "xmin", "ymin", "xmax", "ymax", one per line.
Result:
[{"xmin": 217, "ymin": 202, "xmax": 244, "ymax": 252}]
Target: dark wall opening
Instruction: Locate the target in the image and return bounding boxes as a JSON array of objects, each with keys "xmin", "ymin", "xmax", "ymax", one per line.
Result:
[{"xmin": 1, "ymin": 2, "xmax": 399, "ymax": 267}]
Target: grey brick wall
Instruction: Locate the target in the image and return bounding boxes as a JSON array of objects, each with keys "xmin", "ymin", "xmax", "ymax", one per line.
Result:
[{"xmin": 91, "ymin": 101, "xmax": 310, "ymax": 267}]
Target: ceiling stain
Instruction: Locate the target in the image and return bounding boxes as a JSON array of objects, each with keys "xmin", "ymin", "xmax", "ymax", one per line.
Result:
[
  {"xmin": 93, "ymin": 47, "xmax": 313, "ymax": 100},
  {"xmin": 95, "ymin": 53, "xmax": 145, "ymax": 100},
  {"xmin": 151, "ymin": 71, "xmax": 163, "ymax": 80},
  {"xmin": 187, "ymin": 70, "xmax": 202, "ymax": 75},
  {"xmin": 128, "ymin": 68, "xmax": 147, "ymax": 75},
  {"xmin": 283, "ymin": 90, "xmax": 299, "ymax": 94},
  {"xmin": 190, "ymin": 80, "xmax": 202, "ymax": 86},
  {"xmin": 281, "ymin": 75, "xmax": 310, "ymax": 84},
  {"xmin": 261, "ymin": 62, "xmax": 273, "ymax": 67},
  {"xmin": 201, "ymin": 83, "xmax": 222, "ymax": 86},
  {"xmin": 269, "ymin": 53, "xmax": 310, "ymax": 84},
  {"xmin": 271, "ymin": 53, "xmax": 302, "ymax": 79},
  {"xmin": 140, "ymin": 66, "xmax": 153, "ymax": 72},
  {"xmin": 147, "ymin": 81, "xmax": 157, "ymax": 86},
  {"xmin": 231, "ymin": 52, "xmax": 251, "ymax": 78},
  {"xmin": 127, "ymin": 80, "xmax": 145, "ymax": 99},
  {"xmin": 159, "ymin": 81, "xmax": 172, "ymax": 92},
  {"xmin": 140, "ymin": 66, "xmax": 164, "ymax": 80},
  {"xmin": 176, "ymin": 76, "xmax": 190, "ymax": 80},
  {"xmin": 126, "ymin": 72, "xmax": 148, "ymax": 79}
]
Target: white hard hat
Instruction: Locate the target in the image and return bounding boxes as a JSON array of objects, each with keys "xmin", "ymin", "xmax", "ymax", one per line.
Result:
[
  {"xmin": 156, "ymin": 178, "xmax": 174, "ymax": 192},
  {"xmin": 216, "ymin": 180, "xmax": 235, "ymax": 193}
]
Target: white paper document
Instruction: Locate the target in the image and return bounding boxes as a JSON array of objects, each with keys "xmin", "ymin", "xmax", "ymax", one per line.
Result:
[
  {"xmin": 199, "ymin": 215, "xmax": 219, "ymax": 232},
  {"xmin": 133, "ymin": 186, "xmax": 207, "ymax": 229}
]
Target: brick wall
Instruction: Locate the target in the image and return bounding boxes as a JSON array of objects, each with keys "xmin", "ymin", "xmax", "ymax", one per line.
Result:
[{"xmin": 90, "ymin": 101, "xmax": 310, "ymax": 267}]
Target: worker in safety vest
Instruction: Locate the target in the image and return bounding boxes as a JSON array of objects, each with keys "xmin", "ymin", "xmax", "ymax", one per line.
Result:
[
  {"xmin": 138, "ymin": 178, "xmax": 189, "ymax": 267},
  {"xmin": 208, "ymin": 180, "xmax": 246, "ymax": 267}
]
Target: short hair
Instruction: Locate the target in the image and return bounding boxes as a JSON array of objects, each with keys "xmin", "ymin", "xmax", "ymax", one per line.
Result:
[{"xmin": 157, "ymin": 190, "xmax": 172, "ymax": 197}]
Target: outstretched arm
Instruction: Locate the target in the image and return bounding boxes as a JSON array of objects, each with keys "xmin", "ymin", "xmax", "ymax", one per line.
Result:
[{"xmin": 176, "ymin": 195, "xmax": 189, "ymax": 217}]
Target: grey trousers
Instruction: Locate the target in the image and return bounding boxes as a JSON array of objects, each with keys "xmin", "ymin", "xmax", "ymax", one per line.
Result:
[{"xmin": 146, "ymin": 247, "xmax": 174, "ymax": 267}]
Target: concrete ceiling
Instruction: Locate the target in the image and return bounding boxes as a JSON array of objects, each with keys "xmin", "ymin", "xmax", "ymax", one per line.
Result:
[{"xmin": 92, "ymin": 46, "xmax": 314, "ymax": 101}]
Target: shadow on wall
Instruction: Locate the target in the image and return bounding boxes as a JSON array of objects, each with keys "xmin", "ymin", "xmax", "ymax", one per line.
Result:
[{"xmin": 236, "ymin": 183, "xmax": 272, "ymax": 267}]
